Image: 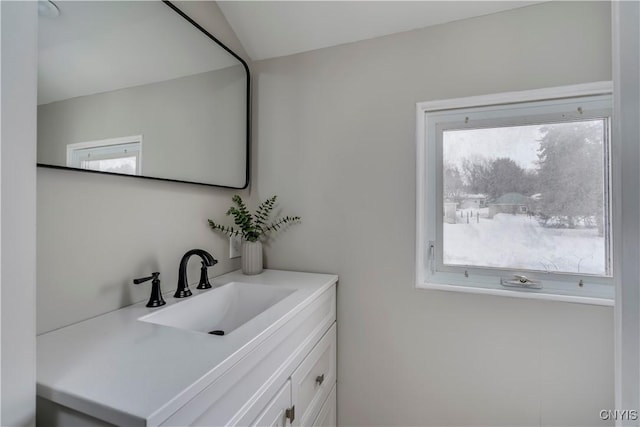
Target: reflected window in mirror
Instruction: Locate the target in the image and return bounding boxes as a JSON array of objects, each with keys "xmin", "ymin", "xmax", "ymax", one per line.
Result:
[{"xmin": 67, "ymin": 135, "xmax": 142, "ymax": 176}]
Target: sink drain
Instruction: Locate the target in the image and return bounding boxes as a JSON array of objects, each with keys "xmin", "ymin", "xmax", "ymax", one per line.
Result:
[{"xmin": 208, "ymin": 330, "xmax": 225, "ymax": 336}]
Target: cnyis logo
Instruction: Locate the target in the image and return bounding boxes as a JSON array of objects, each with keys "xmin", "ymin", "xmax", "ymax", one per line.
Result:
[{"xmin": 599, "ymin": 409, "xmax": 639, "ymax": 421}]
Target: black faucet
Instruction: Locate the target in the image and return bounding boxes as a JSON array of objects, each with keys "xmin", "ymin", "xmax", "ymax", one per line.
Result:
[{"xmin": 175, "ymin": 249, "xmax": 218, "ymax": 298}]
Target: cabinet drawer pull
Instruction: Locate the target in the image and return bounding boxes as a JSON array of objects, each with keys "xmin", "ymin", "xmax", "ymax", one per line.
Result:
[{"xmin": 315, "ymin": 374, "xmax": 325, "ymax": 385}]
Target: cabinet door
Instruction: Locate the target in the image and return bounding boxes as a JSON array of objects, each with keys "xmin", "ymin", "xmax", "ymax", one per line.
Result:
[
  {"xmin": 251, "ymin": 380, "xmax": 292, "ymax": 427},
  {"xmin": 291, "ymin": 323, "xmax": 337, "ymax": 426}
]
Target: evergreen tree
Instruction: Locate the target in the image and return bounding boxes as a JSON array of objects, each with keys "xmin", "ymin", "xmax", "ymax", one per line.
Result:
[
  {"xmin": 485, "ymin": 157, "xmax": 529, "ymax": 200},
  {"xmin": 536, "ymin": 120, "xmax": 604, "ymax": 228}
]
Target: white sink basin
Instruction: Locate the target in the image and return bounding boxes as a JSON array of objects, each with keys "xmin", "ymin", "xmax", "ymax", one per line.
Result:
[{"xmin": 139, "ymin": 282, "xmax": 296, "ymax": 335}]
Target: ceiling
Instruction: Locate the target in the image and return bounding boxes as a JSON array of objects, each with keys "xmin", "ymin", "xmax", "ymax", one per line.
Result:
[
  {"xmin": 217, "ymin": 1, "xmax": 545, "ymax": 61},
  {"xmin": 38, "ymin": 1, "xmax": 545, "ymax": 104}
]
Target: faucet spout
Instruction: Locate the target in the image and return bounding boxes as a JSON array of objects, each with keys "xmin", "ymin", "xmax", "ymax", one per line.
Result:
[{"xmin": 175, "ymin": 249, "xmax": 218, "ymax": 298}]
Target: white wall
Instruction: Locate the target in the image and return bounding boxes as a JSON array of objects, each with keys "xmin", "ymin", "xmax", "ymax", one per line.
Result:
[
  {"xmin": 36, "ymin": 1, "xmax": 252, "ymax": 334},
  {"xmin": 253, "ymin": 2, "xmax": 614, "ymax": 426},
  {"xmin": 1, "ymin": 1, "xmax": 37, "ymax": 425}
]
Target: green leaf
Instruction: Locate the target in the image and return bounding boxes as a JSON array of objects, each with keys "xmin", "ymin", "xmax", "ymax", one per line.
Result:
[{"xmin": 209, "ymin": 195, "xmax": 300, "ymax": 242}]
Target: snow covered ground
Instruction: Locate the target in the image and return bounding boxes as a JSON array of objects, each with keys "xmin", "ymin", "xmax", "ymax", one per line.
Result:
[{"xmin": 443, "ymin": 212, "xmax": 606, "ymax": 275}]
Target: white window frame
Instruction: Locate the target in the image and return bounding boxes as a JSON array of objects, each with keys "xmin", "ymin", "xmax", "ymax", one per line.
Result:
[
  {"xmin": 416, "ymin": 81, "xmax": 615, "ymax": 306},
  {"xmin": 66, "ymin": 135, "xmax": 143, "ymax": 175}
]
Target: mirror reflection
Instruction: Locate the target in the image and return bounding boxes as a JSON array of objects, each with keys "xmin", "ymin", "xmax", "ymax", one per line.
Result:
[{"xmin": 37, "ymin": 1, "xmax": 249, "ymax": 188}]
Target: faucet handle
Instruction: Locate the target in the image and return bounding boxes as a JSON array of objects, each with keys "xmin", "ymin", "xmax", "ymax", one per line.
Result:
[
  {"xmin": 133, "ymin": 272, "xmax": 166, "ymax": 308},
  {"xmin": 133, "ymin": 272, "xmax": 159, "ymax": 284}
]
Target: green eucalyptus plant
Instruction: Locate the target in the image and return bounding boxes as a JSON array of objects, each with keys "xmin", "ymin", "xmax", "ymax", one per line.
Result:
[{"xmin": 208, "ymin": 195, "xmax": 301, "ymax": 242}]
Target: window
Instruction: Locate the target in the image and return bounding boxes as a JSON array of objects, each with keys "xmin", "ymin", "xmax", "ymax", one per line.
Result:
[
  {"xmin": 67, "ymin": 135, "xmax": 143, "ymax": 176},
  {"xmin": 416, "ymin": 83, "xmax": 614, "ymax": 305}
]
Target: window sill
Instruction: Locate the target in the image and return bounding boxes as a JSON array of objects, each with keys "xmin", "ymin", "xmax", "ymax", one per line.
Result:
[{"xmin": 416, "ymin": 281, "xmax": 614, "ymax": 306}]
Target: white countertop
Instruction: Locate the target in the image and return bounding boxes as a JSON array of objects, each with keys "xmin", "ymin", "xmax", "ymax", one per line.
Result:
[{"xmin": 37, "ymin": 269, "xmax": 338, "ymax": 426}]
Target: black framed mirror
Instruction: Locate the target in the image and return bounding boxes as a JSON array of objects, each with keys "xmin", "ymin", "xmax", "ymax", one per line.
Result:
[{"xmin": 37, "ymin": 0, "xmax": 250, "ymax": 188}]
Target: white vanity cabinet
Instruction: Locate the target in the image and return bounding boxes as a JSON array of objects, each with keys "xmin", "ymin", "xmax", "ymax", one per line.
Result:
[
  {"xmin": 37, "ymin": 270, "xmax": 337, "ymax": 427},
  {"xmin": 163, "ymin": 289, "xmax": 336, "ymax": 426}
]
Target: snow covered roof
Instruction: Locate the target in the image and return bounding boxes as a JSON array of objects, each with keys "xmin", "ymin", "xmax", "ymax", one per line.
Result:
[{"xmin": 492, "ymin": 193, "xmax": 530, "ymax": 205}]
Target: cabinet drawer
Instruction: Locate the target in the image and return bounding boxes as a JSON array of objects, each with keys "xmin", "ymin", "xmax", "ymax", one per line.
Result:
[
  {"xmin": 312, "ymin": 383, "xmax": 336, "ymax": 427},
  {"xmin": 251, "ymin": 380, "xmax": 291, "ymax": 427},
  {"xmin": 291, "ymin": 323, "xmax": 336, "ymax": 426}
]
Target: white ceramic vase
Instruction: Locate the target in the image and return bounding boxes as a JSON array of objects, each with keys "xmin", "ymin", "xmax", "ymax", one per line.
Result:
[{"xmin": 241, "ymin": 240, "xmax": 263, "ymax": 275}]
